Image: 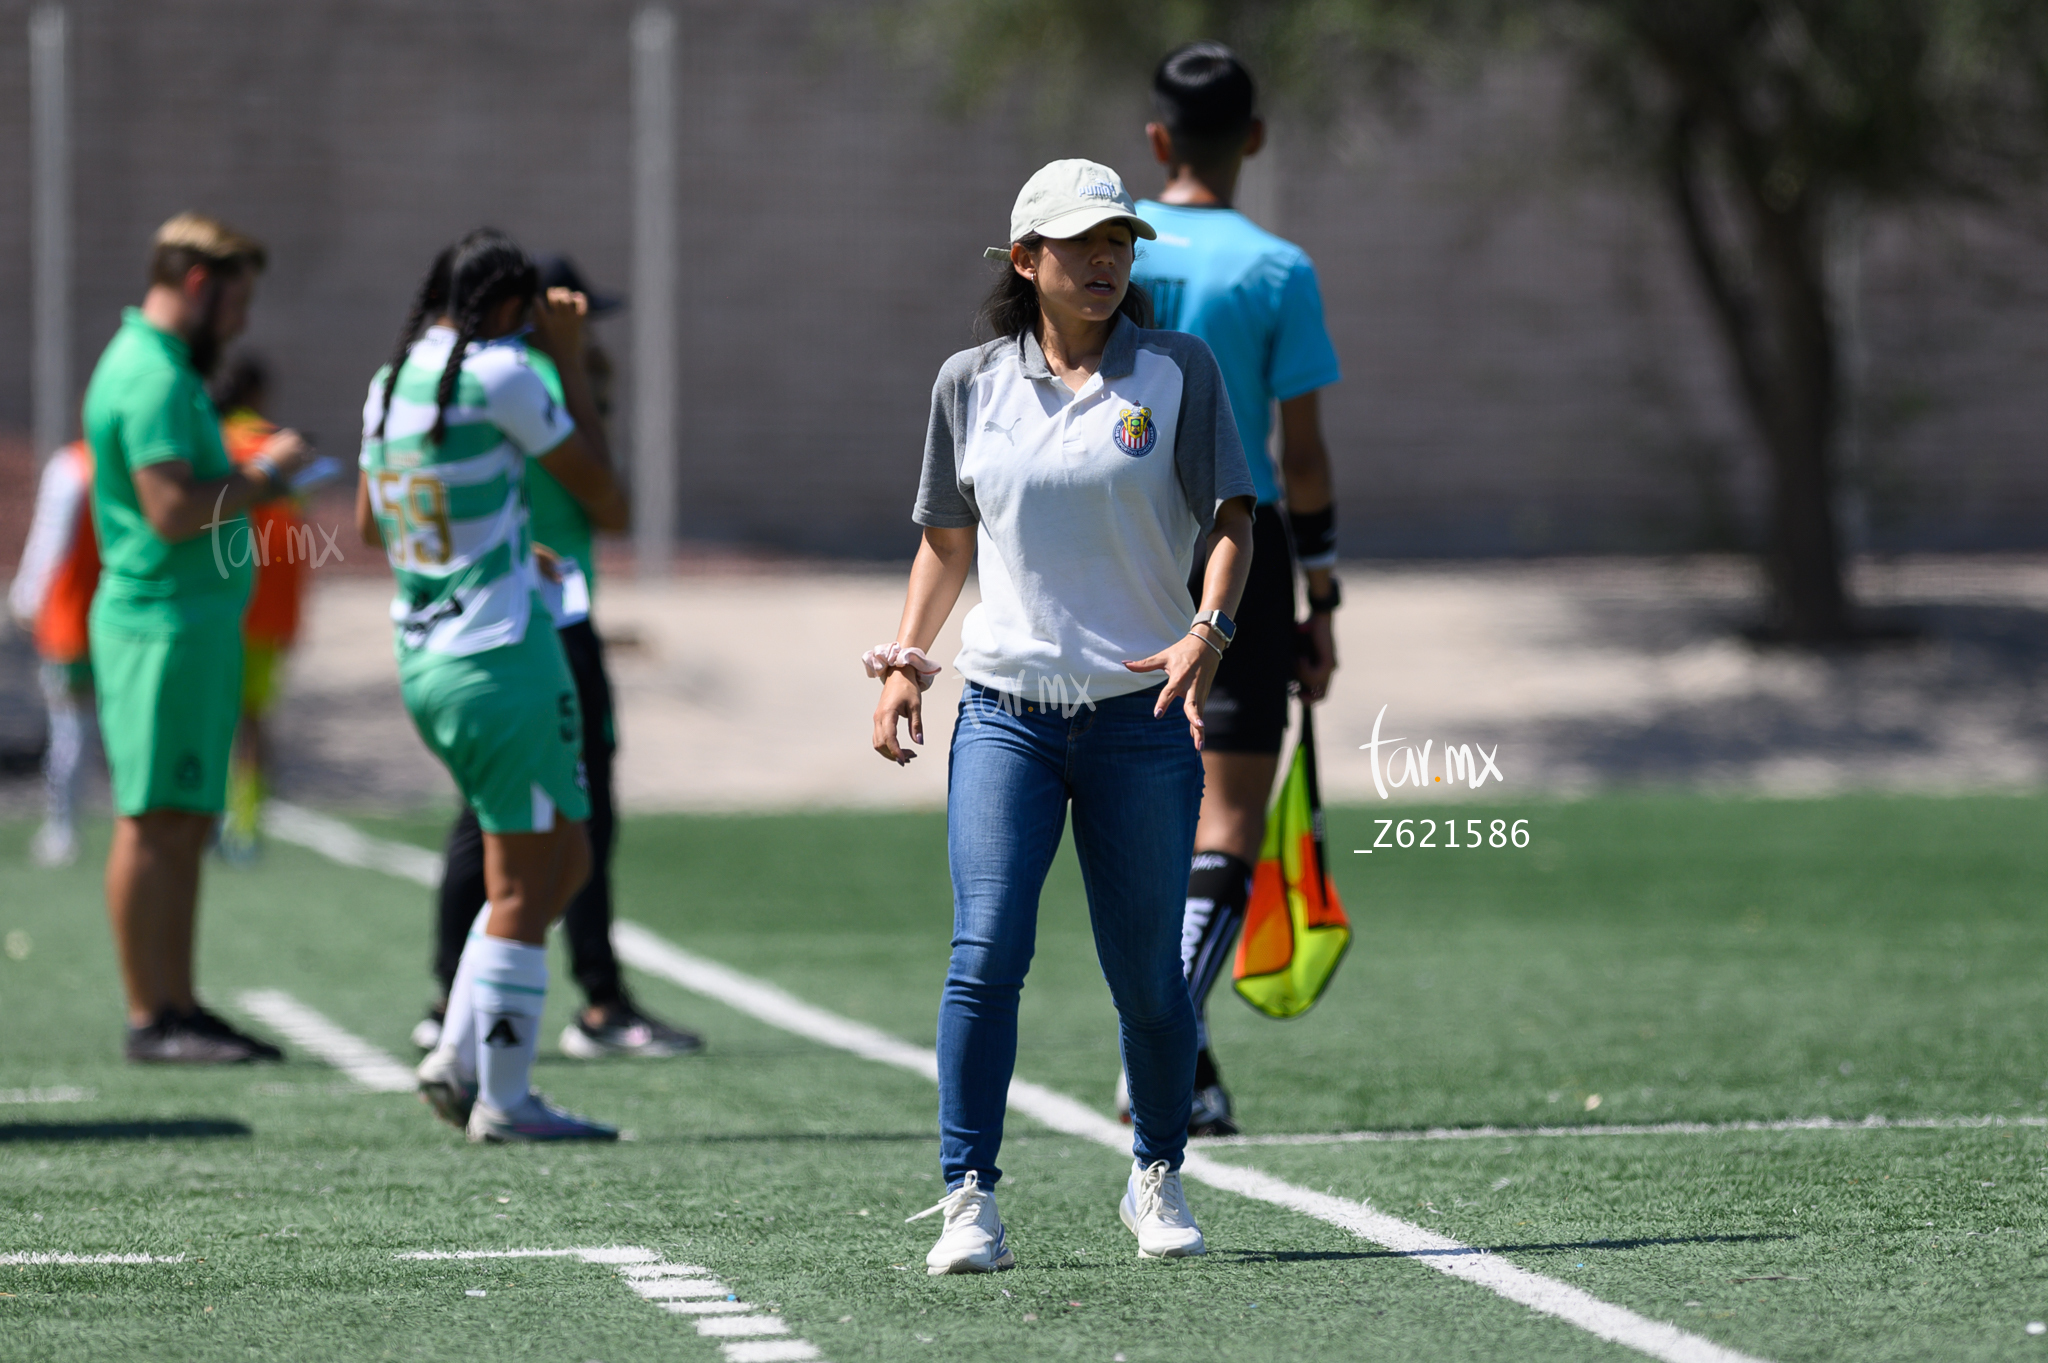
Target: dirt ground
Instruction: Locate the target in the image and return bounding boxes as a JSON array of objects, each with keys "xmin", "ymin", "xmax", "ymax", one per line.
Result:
[{"xmin": 6, "ymin": 555, "xmax": 2048, "ymax": 818}]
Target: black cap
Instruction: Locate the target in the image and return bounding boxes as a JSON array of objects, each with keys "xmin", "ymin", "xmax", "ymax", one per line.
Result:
[{"xmin": 535, "ymin": 254, "xmax": 623, "ymax": 316}]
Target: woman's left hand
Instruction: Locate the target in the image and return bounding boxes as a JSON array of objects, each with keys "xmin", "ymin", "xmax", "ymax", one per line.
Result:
[
  {"xmin": 529, "ymin": 287, "xmax": 588, "ymax": 362},
  {"xmin": 1124, "ymin": 631, "xmax": 1223, "ymax": 749}
]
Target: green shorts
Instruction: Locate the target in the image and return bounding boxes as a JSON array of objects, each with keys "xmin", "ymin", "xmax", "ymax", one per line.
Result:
[
  {"xmin": 399, "ymin": 618, "xmax": 590, "ymax": 835},
  {"xmin": 91, "ymin": 617, "xmax": 244, "ymax": 817}
]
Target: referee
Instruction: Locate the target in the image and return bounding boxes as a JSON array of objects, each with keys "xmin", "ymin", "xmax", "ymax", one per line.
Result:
[
  {"xmin": 1131, "ymin": 44, "xmax": 1345, "ymax": 1135},
  {"xmin": 85, "ymin": 214, "xmax": 312, "ymax": 1062}
]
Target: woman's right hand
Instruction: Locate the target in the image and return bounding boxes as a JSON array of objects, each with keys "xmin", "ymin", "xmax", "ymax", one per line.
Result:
[{"xmin": 872, "ymin": 668, "xmax": 926, "ymax": 765}]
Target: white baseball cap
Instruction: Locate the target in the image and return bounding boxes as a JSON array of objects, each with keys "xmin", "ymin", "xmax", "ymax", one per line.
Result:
[{"xmin": 983, "ymin": 159, "xmax": 1158, "ymax": 260}]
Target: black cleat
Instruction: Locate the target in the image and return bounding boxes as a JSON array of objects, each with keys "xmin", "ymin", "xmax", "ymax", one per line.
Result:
[
  {"xmin": 1188, "ymin": 1047, "xmax": 1238, "ymax": 1137},
  {"xmin": 1189, "ymin": 1083, "xmax": 1239, "ymax": 1137},
  {"xmin": 559, "ymin": 996, "xmax": 705, "ymax": 1059},
  {"xmin": 126, "ymin": 1010, "xmax": 263, "ymax": 1065},
  {"xmin": 182, "ymin": 1005, "xmax": 285, "ymax": 1061}
]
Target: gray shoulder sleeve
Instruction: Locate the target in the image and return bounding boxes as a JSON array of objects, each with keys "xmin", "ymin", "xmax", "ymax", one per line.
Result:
[
  {"xmin": 1163, "ymin": 334, "xmax": 1255, "ymax": 533},
  {"xmin": 912, "ymin": 346, "xmax": 985, "ymax": 529}
]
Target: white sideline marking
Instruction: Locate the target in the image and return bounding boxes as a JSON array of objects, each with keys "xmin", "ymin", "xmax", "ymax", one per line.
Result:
[
  {"xmin": 0, "ymin": 1086, "xmax": 94, "ymax": 1105},
  {"xmin": 281, "ymin": 811, "xmax": 1758, "ymax": 1363},
  {"xmin": 719, "ymin": 1344, "xmax": 820, "ymax": 1363},
  {"xmin": 397, "ymin": 1247, "xmax": 657, "ymax": 1263},
  {"xmin": 697, "ymin": 1316, "xmax": 790, "ymax": 1337},
  {"xmin": 233, "ymin": 990, "xmax": 415, "ymax": 1093},
  {"xmin": 612, "ymin": 921, "xmax": 1766, "ymax": 1363},
  {"xmin": 264, "ymin": 800, "xmax": 444, "ymax": 887},
  {"xmin": 632, "ymin": 1279, "xmax": 731, "ymax": 1298},
  {"xmin": 663, "ymin": 1300, "xmax": 757, "ymax": 1315},
  {"xmin": 394, "ymin": 1246, "xmax": 826, "ymax": 1359},
  {"xmin": 611, "ymin": 922, "xmax": 938, "ymax": 1081},
  {"xmin": 0, "ymin": 1252, "xmax": 184, "ymax": 1265},
  {"xmin": 1200, "ymin": 1114, "xmax": 2048, "ymax": 1147}
]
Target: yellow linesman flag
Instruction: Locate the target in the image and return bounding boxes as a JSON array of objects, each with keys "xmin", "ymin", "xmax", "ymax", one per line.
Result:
[{"xmin": 1233, "ymin": 704, "xmax": 1351, "ymax": 1019}]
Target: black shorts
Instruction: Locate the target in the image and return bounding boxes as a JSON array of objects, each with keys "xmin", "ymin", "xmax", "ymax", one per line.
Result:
[{"xmin": 1189, "ymin": 503, "xmax": 1296, "ymax": 755}]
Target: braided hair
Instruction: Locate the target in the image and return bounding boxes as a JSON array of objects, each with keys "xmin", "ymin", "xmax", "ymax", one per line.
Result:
[
  {"xmin": 373, "ymin": 245, "xmax": 453, "ymax": 440},
  {"xmin": 377, "ymin": 229, "xmax": 540, "ymax": 447}
]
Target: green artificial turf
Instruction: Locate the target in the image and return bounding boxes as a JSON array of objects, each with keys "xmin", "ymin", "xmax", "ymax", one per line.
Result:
[{"xmin": 4, "ymin": 794, "xmax": 2048, "ymax": 1361}]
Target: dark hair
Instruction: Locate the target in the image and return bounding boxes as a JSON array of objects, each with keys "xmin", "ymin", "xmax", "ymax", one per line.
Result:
[
  {"xmin": 1152, "ymin": 41, "xmax": 1257, "ymax": 170},
  {"xmin": 374, "ymin": 245, "xmax": 454, "ymax": 440},
  {"xmin": 975, "ymin": 234, "xmax": 1154, "ymax": 342},
  {"xmin": 210, "ymin": 354, "xmax": 270, "ymax": 414},
  {"xmin": 375, "ymin": 230, "xmax": 538, "ymax": 446}
]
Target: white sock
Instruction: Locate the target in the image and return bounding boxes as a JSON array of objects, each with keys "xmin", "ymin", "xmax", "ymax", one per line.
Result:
[
  {"xmin": 471, "ymin": 935, "xmax": 548, "ymax": 1114},
  {"xmin": 39, "ymin": 668, "xmax": 84, "ymax": 830},
  {"xmin": 434, "ymin": 907, "xmax": 492, "ymax": 1082}
]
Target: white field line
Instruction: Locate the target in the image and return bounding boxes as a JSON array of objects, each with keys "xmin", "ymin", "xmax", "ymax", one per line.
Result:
[
  {"xmin": 234, "ymin": 989, "xmax": 415, "ymax": 1093},
  {"xmin": 612, "ymin": 922, "xmax": 1763, "ymax": 1363},
  {"xmin": 0, "ymin": 1086, "xmax": 94, "ymax": 1105},
  {"xmin": 394, "ymin": 1246, "xmax": 824, "ymax": 1359},
  {"xmin": 281, "ymin": 811, "xmax": 1759, "ymax": 1363},
  {"xmin": 0, "ymin": 1252, "xmax": 185, "ymax": 1265},
  {"xmin": 1199, "ymin": 1114, "xmax": 2048, "ymax": 1147},
  {"xmin": 265, "ymin": 800, "xmax": 443, "ymax": 887}
]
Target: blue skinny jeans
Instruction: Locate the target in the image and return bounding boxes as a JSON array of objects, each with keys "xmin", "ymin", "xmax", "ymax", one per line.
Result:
[{"xmin": 938, "ymin": 680, "xmax": 1203, "ymax": 1189}]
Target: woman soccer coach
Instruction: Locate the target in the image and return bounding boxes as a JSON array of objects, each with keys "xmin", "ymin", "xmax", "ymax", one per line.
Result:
[{"xmin": 868, "ymin": 159, "xmax": 1255, "ymax": 1272}]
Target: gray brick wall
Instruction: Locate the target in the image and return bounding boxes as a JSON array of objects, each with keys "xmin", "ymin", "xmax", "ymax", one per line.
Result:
[{"xmin": 0, "ymin": 1, "xmax": 2042, "ymax": 561}]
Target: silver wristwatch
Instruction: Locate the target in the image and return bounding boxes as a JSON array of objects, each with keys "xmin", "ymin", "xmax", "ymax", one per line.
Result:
[{"xmin": 1191, "ymin": 609, "xmax": 1237, "ymax": 648}]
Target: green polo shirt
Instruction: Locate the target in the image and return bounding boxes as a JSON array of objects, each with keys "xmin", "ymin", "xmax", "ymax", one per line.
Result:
[
  {"xmin": 83, "ymin": 308, "xmax": 252, "ymax": 634},
  {"xmin": 521, "ymin": 349, "xmax": 597, "ymax": 598}
]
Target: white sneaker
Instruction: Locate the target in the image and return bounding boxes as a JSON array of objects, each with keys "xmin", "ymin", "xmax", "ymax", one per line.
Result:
[
  {"xmin": 465, "ymin": 1091, "xmax": 618, "ymax": 1143},
  {"xmin": 414, "ymin": 1048, "xmax": 475, "ymax": 1130},
  {"xmin": 30, "ymin": 821, "xmax": 77, "ymax": 868},
  {"xmin": 906, "ymin": 1170, "xmax": 1014, "ymax": 1275},
  {"xmin": 1119, "ymin": 1159, "xmax": 1205, "ymax": 1259}
]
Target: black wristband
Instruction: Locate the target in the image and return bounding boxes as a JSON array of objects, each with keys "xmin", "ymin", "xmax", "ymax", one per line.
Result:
[
  {"xmin": 1288, "ymin": 504, "xmax": 1337, "ymax": 570},
  {"xmin": 1307, "ymin": 578, "xmax": 1342, "ymax": 614}
]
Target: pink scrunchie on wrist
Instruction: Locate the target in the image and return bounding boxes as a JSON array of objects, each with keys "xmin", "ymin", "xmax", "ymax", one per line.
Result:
[{"xmin": 863, "ymin": 643, "xmax": 942, "ymax": 692}]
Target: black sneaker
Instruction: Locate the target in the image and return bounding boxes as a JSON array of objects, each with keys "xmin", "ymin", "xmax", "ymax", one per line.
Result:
[
  {"xmin": 125, "ymin": 1010, "xmax": 262, "ymax": 1065},
  {"xmin": 1189, "ymin": 1083, "xmax": 1239, "ymax": 1137},
  {"xmin": 183, "ymin": 1005, "xmax": 285, "ymax": 1062},
  {"xmin": 1189, "ymin": 1047, "xmax": 1238, "ymax": 1137},
  {"xmin": 558, "ymin": 996, "xmax": 704, "ymax": 1059}
]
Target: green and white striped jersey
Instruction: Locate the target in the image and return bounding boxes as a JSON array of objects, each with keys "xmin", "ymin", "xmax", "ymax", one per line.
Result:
[{"xmin": 358, "ymin": 326, "xmax": 576, "ymax": 657}]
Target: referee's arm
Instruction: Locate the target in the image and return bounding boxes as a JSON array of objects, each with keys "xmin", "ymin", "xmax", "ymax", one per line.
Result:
[{"xmin": 1278, "ymin": 389, "xmax": 1338, "ymax": 701}]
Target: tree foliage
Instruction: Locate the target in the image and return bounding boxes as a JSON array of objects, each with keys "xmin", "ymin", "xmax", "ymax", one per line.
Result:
[{"xmin": 891, "ymin": 0, "xmax": 2048, "ymax": 640}]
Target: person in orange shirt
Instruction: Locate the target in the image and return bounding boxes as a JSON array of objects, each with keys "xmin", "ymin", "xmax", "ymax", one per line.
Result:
[
  {"xmin": 7, "ymin": 439, "xmax": 102, "ymax": 866},
  {"xmin": 212, "ymin": 356, "xmax": 307, "ymax": 861}
]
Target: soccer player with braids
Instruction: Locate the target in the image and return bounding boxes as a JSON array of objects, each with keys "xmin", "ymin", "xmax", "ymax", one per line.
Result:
[
  {"xmin": 356, "ymin": 228, "xmax": 624, "ymax": 1142},
  {"xmin": 408, "ymin": 253, "xmax": 701, "ymax": 1062}
]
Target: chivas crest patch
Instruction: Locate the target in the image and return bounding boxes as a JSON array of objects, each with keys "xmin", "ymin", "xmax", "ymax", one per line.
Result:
[{"xmin": 1113, "ymin": 406, "xmax": 1156, "ymax": 456}]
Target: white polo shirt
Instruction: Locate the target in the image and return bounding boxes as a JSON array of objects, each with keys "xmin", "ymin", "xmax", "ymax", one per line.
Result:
[{"xmin": 915, "ymin": 314, "xmax": 1255, "ymax": 704}]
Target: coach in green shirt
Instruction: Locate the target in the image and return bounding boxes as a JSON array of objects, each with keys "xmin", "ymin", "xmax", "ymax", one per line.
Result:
[{"xmin": 84, "ymin": 214, "xmax": 312, "ymax": 1065}]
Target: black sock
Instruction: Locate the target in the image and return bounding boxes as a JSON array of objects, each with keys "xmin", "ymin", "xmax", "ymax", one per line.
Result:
[{"xmin": 1183, "ymin": 850, "xmax": 1254, "ymax": 1041}]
